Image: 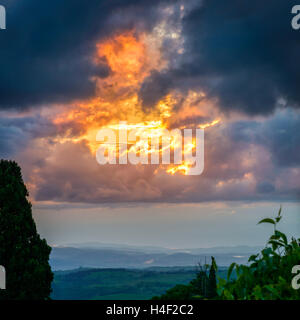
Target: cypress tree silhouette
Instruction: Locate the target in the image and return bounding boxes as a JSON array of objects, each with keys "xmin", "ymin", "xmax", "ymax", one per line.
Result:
[
  {"xmin": 0, "ymin": 160, "xmax": 53, "ymax": 300},
  {"xmin": 208, "ymin": 256, "xmax": 217, "ymax": 298},
  {"xmin": 191, "ymin": 257, "xmax": 218, "ymax": 299}
]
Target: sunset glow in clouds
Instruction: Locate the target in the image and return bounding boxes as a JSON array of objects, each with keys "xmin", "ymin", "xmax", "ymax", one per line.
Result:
[
  {"xmin": 53, "ymin": 31, "xmax": 219, "ymax": 176},
  {"xmin": 0, "ymin": 0, "xmax": 300, "ymax": 206}
]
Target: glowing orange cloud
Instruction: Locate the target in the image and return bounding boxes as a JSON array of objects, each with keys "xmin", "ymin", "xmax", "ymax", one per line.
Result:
[{"xmin": 51, "ymin": 31, "xmax": 221, "ymax": 175}]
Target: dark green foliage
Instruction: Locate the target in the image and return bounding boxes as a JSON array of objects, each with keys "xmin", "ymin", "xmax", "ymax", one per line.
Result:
[
  {"xmin": 190, "ymin": 263, "xmax": 210, "ymax": 298},
  {"xmin": 154, "ymin": 257, "xmax": 219, "ymax": 300},
  {"xmin": 152, "ymin": 284, "xmax": 196, "ymax": 300},
  {"xmin": 0, "ymin": 160, "xmax": 53, "ymax": 300},
  {"xmin": 218, "ymin": 208, "xmax": 300, "ymax": 300},
  {"xmin": 154, "ymin": 208, "xmax": 300, "ymax": 300},
  {"xmin": 52, "ymin": 267, "xmax": 196, "ymax": 300},
  {"xmin": 208, "ymin": 257, "xmax": 217, "ymax": 298}
]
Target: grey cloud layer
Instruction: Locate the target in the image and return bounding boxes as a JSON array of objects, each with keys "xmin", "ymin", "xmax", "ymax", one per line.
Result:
[
  {"xmin": 1, "ymin": 1, "xmax": 299, "ymax": 203},
  {"xmin": 140, "ymin": 0, "xmax": 300, "ymax": 115},
  {"xmin": 0, "ymin": 0, "xmax": 173, "ymax": 109},
  {"xmin": 2, "ymin": 0, "xmax": 298, "ymax": 115},
  {"xmin": 14, "ymin": 109, "xmax": 299, "ymax": 203}
]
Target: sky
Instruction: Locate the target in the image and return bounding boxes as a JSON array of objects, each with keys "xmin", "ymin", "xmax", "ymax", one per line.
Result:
[{"xmin": 0, "ymin": 0, "xmax": 299, "ymax": 248}]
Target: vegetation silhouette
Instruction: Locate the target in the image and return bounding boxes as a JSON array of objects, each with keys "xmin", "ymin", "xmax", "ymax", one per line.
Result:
[
  {"xmin": 0, "ymin": 160, "xmax": 53, "ymax": 300},
  {"xmin": 153, "ymin": 208, "xmax": 300, "ymax": 300},
  {"xmin": 1, "ymin": 159, "xmax": 298, "ymax": 300}
]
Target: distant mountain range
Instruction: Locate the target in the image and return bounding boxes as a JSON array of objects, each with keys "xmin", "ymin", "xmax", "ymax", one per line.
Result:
[{"xmin": 50, "ymin": 243, "xmax": 262, "ymax": 270}]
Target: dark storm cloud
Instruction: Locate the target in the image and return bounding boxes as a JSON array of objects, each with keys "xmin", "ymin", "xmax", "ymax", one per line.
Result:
[
  {"xmin": 140, "ymin": 0, "xmax": 300, "ymax": 115},
  {"xmin": 140, "ymin": 71, "xmax": 174, "ymax": 110},
  {"xmin": 0, "ymin": 114, "xmax": 57, "ymax": 157},
  {"xmin": 2, "ymin": 0, "xmax": 299, "ymax": 203},
  {"xmin": 0, "ymin": 0, "xmax": 173, "ymax": 110},
  {"xmin": 0, "ymin": 125, "xmax": 25, "ymax": 158},
  {"xmin": 228, "ymin": 109, "xmax": 300, "ymax": 168},
  {"xmin": 262, "ymin": 111, "xmax": 300, "ymax": 168}
]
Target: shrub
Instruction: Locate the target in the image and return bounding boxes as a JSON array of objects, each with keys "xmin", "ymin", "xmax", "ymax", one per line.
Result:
[{"xmin": 218, "ymin": 207, "xmax": 300, "ymax": 300}]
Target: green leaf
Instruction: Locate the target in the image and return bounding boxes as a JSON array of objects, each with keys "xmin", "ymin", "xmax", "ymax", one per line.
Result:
[
  {"xmin": 264, "ymin": 285, "xmax": 280, "ymax": 299},
  {"xmin": 261, "ymin": 247, "xmax": 273, "ymax": 256},
  {"xmin": 275, "ymin": 230, "xmax": 288, "ymax": 245},
  {"xmin": 275, "ymin": 206, "xmax": 282, "ymax": 223},
  {"xmin": 257, "ymin": 218, "xmax": 275, "ymax": 225},
  {"xmin": 227, "ymin": 262, "xmax": 236, "ymax": 281},
  {"xmin": 248, "ymin": 254, "xmax": 258, "ymax": 262},
  {"xmin": 268, "ymin": 240, "xmax": 283, "ymax": 250}
]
